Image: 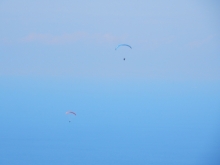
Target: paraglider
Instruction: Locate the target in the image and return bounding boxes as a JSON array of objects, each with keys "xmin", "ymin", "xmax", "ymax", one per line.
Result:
[
  {"xmin": 115, "ymin": 44, "xmax": 132, "ymax": 61},
  {"xmin": 66, "ymin": 111, "xmax": 76, "ymax": 122}
]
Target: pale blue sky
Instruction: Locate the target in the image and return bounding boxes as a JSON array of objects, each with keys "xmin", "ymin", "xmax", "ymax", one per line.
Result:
[
  {"xmin": 0, "ymin": 1, "xmax": 220, "ymax": 165},
  {"xmin": 1, "ymin": 0, "xmax": 220, "ymax": 81}
]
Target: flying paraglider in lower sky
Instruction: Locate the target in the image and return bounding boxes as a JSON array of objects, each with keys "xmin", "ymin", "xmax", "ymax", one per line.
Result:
[
  {"xmin": 115, "ymin": 44, "xmax": 132, "ymax": 60},
  {"xmin": 66, "ymin": 111, "xmax": 76, "ymax": 122}
]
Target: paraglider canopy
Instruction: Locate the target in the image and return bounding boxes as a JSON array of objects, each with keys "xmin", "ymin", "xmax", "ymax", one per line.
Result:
[
  {"xmin": 115, "ymin": 44, "xmax": 132, "ymax": 50},
  {"xmin": 66, "ymin": 111, "xmax": 76, "ymax": 115}
]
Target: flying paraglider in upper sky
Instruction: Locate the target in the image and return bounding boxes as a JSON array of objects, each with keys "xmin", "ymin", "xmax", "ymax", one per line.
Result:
[
  {"xmin": 115, "ymin": 44, "xmax": 132, "ymax": 50},
  {"xmin": 115, "ymin": 44, "xmax": 132, "ymax": 60}
]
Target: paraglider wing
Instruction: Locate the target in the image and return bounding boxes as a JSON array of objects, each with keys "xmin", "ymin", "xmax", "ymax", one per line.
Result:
[
  {"xmin": 66, "ymin": 111, "xmax": 76, "ymax": 115},
  {"xmin": 115, "ymin": 44, "xmax": 132, "ymax": 50}
]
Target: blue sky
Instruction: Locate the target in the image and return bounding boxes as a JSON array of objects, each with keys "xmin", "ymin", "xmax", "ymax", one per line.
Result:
[{"xmin": 0, "ymin": 0, "xmax": 220, "ymax": 165}]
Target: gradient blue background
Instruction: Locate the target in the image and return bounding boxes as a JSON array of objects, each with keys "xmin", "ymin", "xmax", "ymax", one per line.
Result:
[{"xmin": 0, "ymin": 0, "xmax": 220, "ymax": 164}]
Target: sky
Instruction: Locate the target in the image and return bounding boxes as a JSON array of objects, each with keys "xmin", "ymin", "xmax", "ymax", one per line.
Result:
[{"xmin": 0, "ymin": 0, "xmax": 220, "ymax": 165}]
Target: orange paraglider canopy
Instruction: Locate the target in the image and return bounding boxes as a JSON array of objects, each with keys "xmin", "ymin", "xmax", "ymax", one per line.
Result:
[{"xmin": 66, "ymin": 111, "xmax": 76, "ymax": 115}]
